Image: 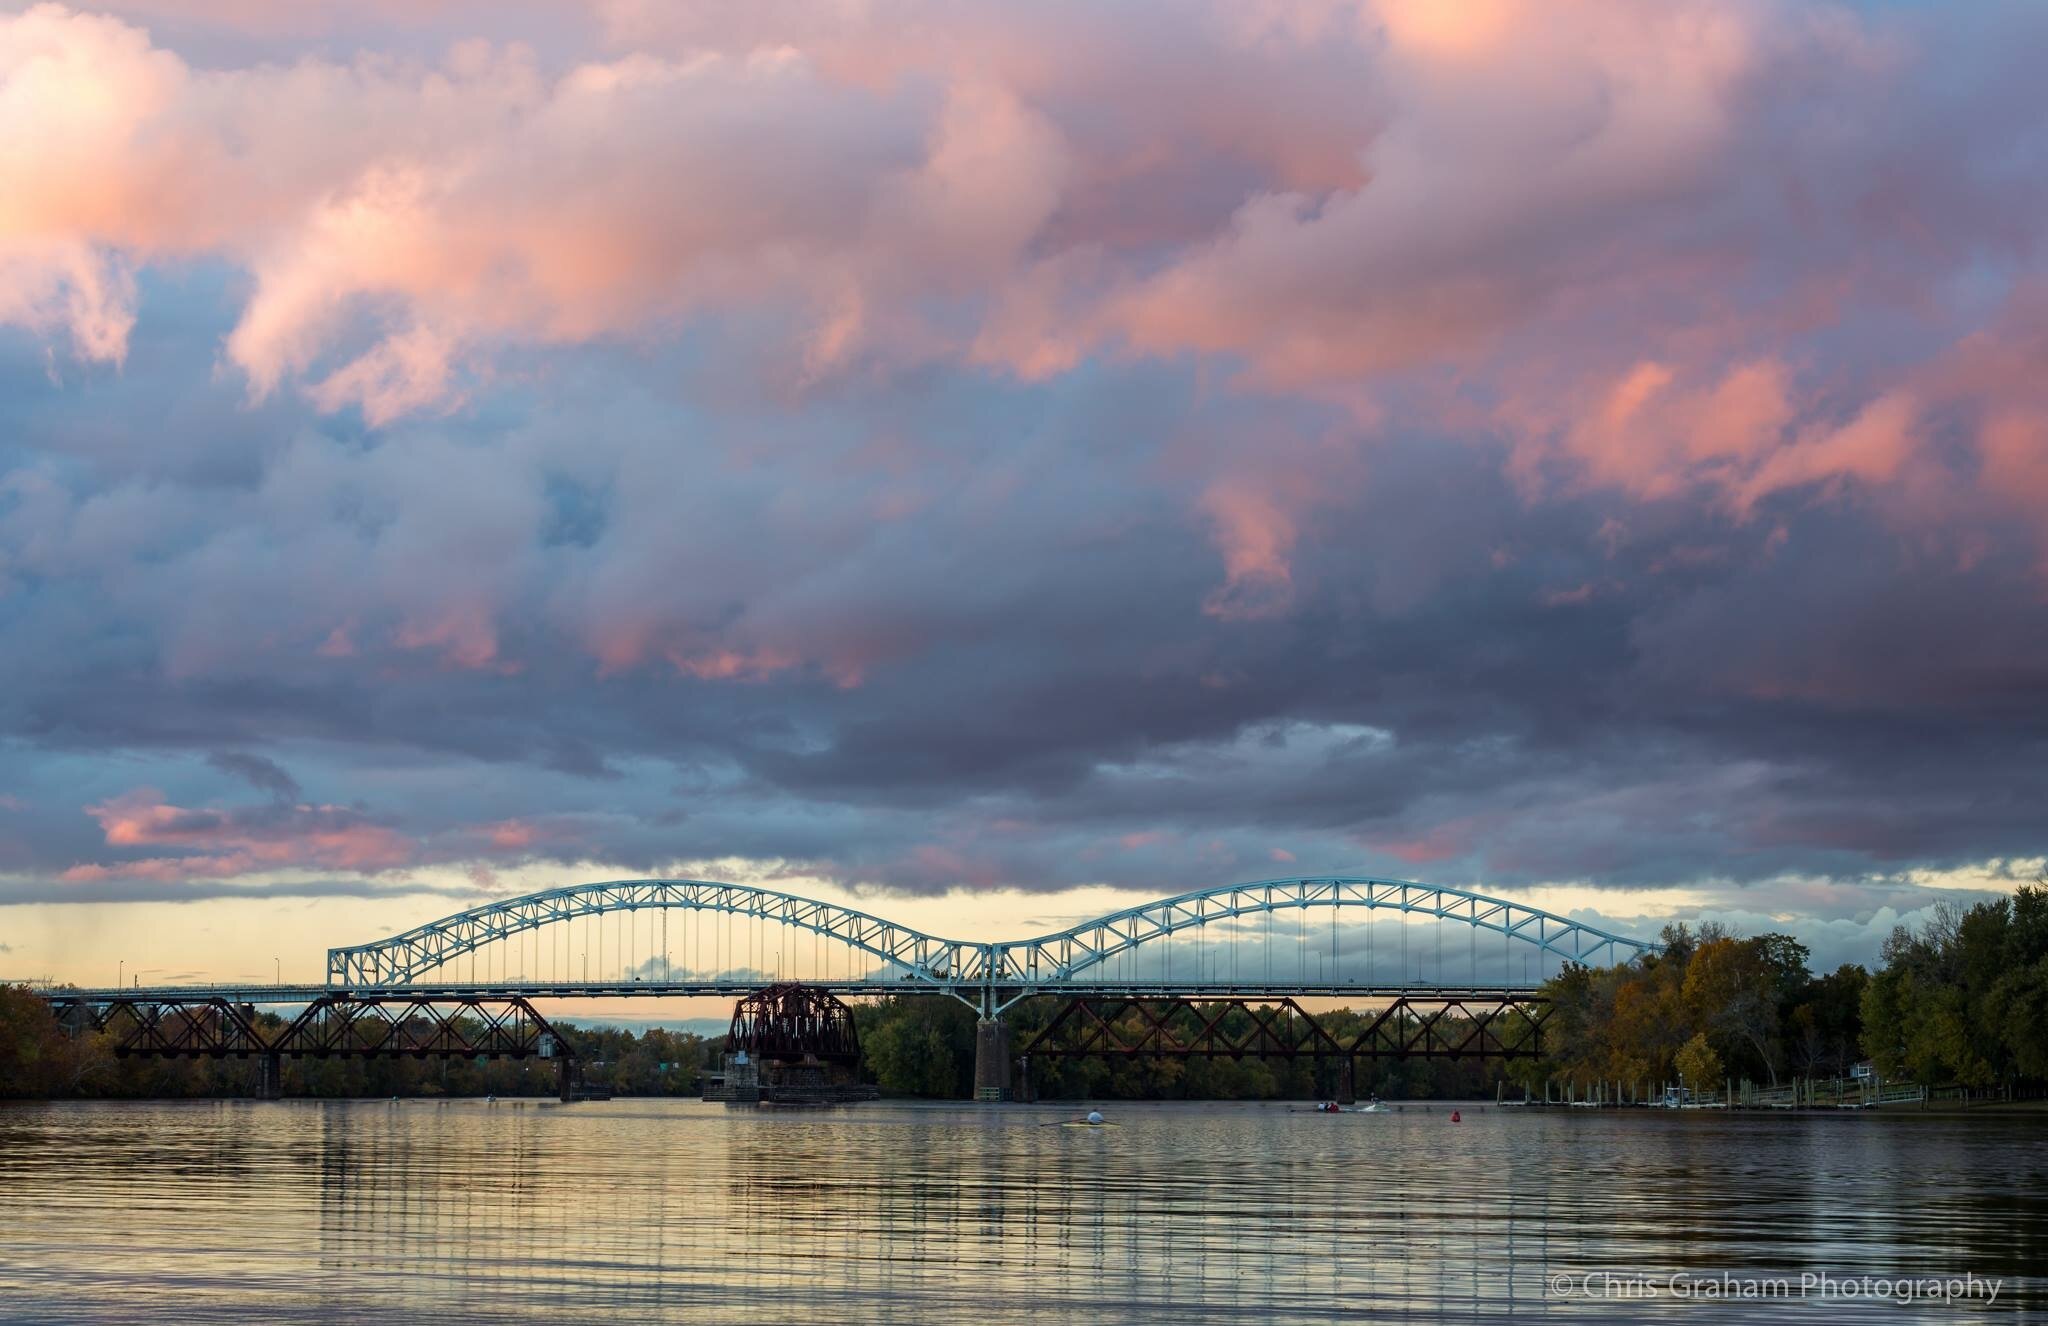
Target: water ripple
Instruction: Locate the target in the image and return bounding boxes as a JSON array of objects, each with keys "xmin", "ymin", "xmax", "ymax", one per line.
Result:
[{"xmin": 1, "ymin": 1100, "xmax": 2042, "ymax": 1323}]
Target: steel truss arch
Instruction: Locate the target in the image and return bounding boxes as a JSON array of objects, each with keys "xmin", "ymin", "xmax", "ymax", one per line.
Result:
[
  {"xmin": 985, "ymin": 876, "xmax": 1652, "ymax": 992},
  {"xmin": 327, "ymin": 875, "xmax": 1651, "ymax": 1002},
  {"xmin": 326, "ymin": 879, "xmax": 979, "ymax": 988}
]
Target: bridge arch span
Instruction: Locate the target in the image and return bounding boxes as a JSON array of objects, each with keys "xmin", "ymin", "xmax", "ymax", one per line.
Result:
[
  {"xmin": 326, "ymin": 879, "xmax": 977, "ymax": 988},
  {"xmin": 990, "ymin": 876, "xmax": 1651, "ymax": 990},
  {"xmin": 328, "ymin": 874, "xmax": 1650, "ymax": 995}
]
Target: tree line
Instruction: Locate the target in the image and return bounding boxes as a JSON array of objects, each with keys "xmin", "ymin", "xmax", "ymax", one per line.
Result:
[
  {"xmin": 1524, "ymin": 882, "xmax": 2048, "ymax": 1095},
  {"xmin": 1861, "ymin": 884, "xmax": 2048, "ymax": 1087},
  {"xmin": 1522, "ymin": 924, "xmax": 1865, "ymax": 1094}
]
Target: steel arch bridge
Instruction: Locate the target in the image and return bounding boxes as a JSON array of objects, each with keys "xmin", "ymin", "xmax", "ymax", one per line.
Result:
[{"xmin": 321, "ymin": 875, "xmax": 1651, "ymax": 1013}]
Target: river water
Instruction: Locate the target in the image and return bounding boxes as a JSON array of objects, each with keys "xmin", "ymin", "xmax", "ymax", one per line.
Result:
[{"xmin": 0, "ymin": 1099, "xmax": 2041, "ymax": 1323}]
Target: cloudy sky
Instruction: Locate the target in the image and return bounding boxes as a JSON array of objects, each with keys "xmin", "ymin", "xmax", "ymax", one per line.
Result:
[{"xmin": 2, "ymin": 0, "xmax": 2045, "ymax": 988}]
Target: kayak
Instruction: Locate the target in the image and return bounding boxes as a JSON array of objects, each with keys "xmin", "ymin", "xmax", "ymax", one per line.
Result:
[{"xmin": 1061, "ymin": 1120, "xmax": 1120, "ymax": 1128}]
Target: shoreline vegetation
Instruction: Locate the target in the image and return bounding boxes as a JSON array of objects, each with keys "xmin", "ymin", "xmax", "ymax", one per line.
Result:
[{"xmin": 5, "ymin": 885, "xmax": 2044, "ymax": 1105}]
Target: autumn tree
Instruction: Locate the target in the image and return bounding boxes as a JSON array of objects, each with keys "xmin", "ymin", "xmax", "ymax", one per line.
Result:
[
  {"xmin": 1674, "ymin": 1032, "xmax": 1723, "ymax": 1094},
  {"xmin": 0, "ymin": 985, "xmax": 108, "ymax": 1098}
]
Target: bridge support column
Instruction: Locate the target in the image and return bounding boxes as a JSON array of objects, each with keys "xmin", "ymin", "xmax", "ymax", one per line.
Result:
[
  {"xmin": 255, "ymin": 1051, "xmax": 283, "ymax": 1101},
  {"xmin": 557, "ymin": 1056, "xmax": 573, "ymax": 1103},
  {"xmin": 973, "ymin": 1017, "xmax": 1011, "ymax": 1102},
  {"xmin": 1337, "ymin": 1059, "xmax": 1355, "ymax": 1106}
]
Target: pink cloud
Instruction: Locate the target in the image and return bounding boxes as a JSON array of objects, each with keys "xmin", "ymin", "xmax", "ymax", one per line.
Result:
[
  {"xmin": 0, "ymin": 2, "xmax": 1384, "ymax": 413},
  {"xmin": 304, "ymin": 322, "xmax": 462, "ymax": 427},
  {"xmin": 1921, "ymin": 285, "xmax": 2048, "ymax": 567},
  {"xmin": 590, "ymin": 623, "xmax": 861, "ymax": 687},
  {"xmin": 1370, "ymin": 814, "xmax": 1494, "ymax": 866},
  {"xmin": 1107, "ymin": 0, "xmax": 1769, "ymax": 384},
  {"xmin": 66, "ymin": 787, "xmax": 416, "ymax": 880},
  {"xmin": 482, "ymin": 819, "xmax": 542, "ymax": 850},
  {"xmin": 1516, "ymin": 360, "xmax": 1796, "ymax": 502},
  {"xmin": 1376, "ymin": 835, "xmax": 1464, "ymax": 866},
  {"xmin": 665, "ymin": 645, "xmax": 803, "ymax": 684},
  {"xmin": 1541, "ymin": 583, "xmax": 1598, "ymax": 607},
  {"xmin": 903, "ymin": 843, "xmax": 1003, "ymax": 890},
  {"xmin": 0, "ymin": 239, "xmax": 135, "ymax": 364},
  {"xmin": 1497, "ymin": 356, "xmax": 1937, "ymax": 529},
  {"xmin": 1732, "ymin": 393, "xmax": 1918, "ymax": 515},
  {"xmin": 2, "ymin": 0, "xmax": 2044, "ymax": 602},
  {"xmin": 316, "ymin": 623, "xmax": 358, "ymax": 658},
  {"xmin": 1199, "ymin": 481, "xmax": 1296, "ymax": 621},
  {"xmin": 62, "ymin": 790, "xmax": 602, "ymax": 882},
  {"xmin": 392, "ymin": 603, "xmax": 509, "ymax": 672}
]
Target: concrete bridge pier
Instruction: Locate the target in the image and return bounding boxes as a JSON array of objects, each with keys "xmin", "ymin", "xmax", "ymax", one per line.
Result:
[
  {"xmin": 254, "ymin": 1051, "xmax": 283, "ymax": 1100},
  {"xmin": 974, "ymin": 1017, "xmax": 1011, "ymax": 1102}
]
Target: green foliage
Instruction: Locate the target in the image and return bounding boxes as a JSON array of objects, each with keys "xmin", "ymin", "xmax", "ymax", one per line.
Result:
[
  {"xmin": 1984, "ymin": 957, "xmax": 2048, "ymax": 1081},
  {"xmin": 857, "ymin": 997, "xmax": 976, "ymax": 1097},
  {"xmin": 1516, "ymin": 929, "xmax": 1864, "ymax": 1092},
  {"xmin": 1674, "ymin": 1032, "xmax": 1722, "ymax": 1088},
  {"xmin": 1860, "ymin": 884, "xmax": 2048, "ymax": 1087},
  {"xmin": 1789, "ymin": 964, "xmax": 1867, "ymax": 1077}
]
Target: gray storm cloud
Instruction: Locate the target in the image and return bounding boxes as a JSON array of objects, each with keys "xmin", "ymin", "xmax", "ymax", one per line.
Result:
[{"xmin": 0, "ymin": 1, "xmax": 2044, "ymax": 972}]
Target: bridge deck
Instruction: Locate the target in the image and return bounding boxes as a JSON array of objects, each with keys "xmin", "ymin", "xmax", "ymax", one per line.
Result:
[{"xmin": 51, "ymin": 980, "xmax": 1546, "ymax": 1003}]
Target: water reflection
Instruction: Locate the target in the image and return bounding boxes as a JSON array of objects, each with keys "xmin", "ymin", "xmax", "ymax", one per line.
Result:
[{"xmin": 0, "ymin": 1100, "xmax": 2042, "ymax": 1322}]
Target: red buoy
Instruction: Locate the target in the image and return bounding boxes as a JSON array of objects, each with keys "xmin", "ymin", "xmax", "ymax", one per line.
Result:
[{"xmin": 1450, "ymin": 1109, "xmax": 1462, "ymax": 1123}]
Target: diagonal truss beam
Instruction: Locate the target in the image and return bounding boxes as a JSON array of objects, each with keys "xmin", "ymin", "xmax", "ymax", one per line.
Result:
[
  {"xmin": 1017, "ymin": 995, "xmax": 1550, "ymax": 1060},
  {"xmin": 325, "ymin": 880, "xmax": 985, "ymax": 989},
  {"xmin": 47, "ymin": 994, "xmax": 571, "ymax": 1063}
]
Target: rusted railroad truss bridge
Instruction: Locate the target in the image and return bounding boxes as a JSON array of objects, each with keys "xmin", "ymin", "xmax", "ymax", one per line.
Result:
[
  {"xmin": 1020, "ymin": 990, "xmax": 1550, "ymax": 1060},
  {"xmin": 1012, "ymin": 990, "xmax": 1548, "ymax": 1100},
  {"xmin": 45, "ymin": 992, "xmax": 578, "ymax": 1100}
]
